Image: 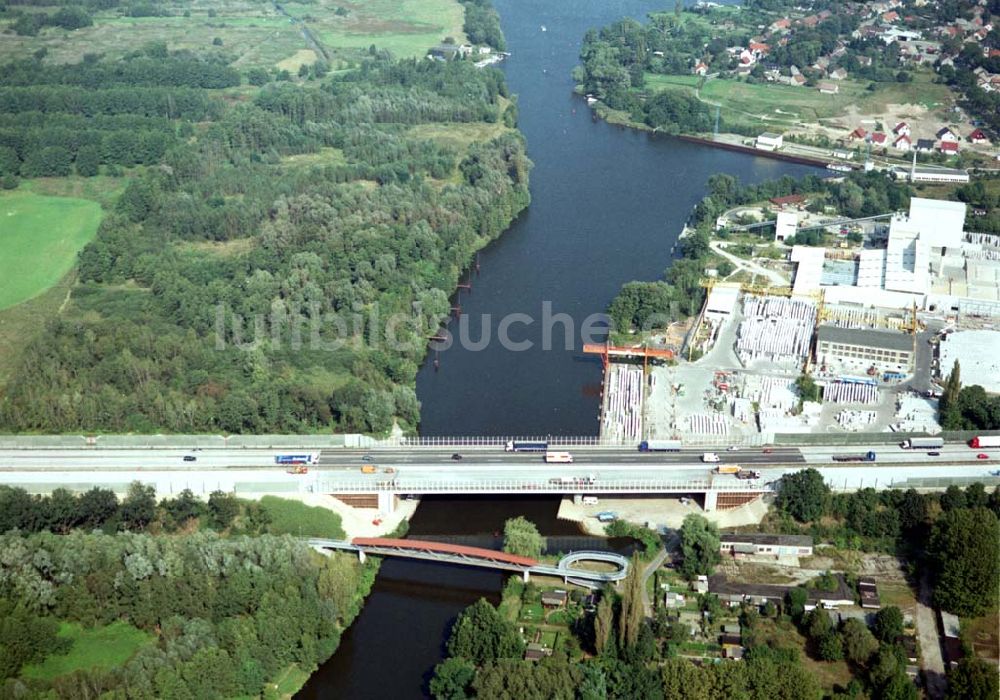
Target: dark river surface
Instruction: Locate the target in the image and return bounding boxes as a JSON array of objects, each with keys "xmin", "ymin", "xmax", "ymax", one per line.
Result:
[{"xmin": 299, "ymin": 0, "xmax": 819, "ymax": 696}]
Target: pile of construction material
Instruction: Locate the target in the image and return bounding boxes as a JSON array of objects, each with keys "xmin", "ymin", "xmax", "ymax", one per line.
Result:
[
  {"xmin": 687, "ymin": 413, "xmax": 728, "ymax": 435},
  {"xmin": 741, "ymin": 374, "xmax": 797, "ymax": 411},
  {"xmin": 603, "ymin": 366, "xmax": 643, "ymax": 442},
  {"xmin": 893, "ymin": 394, "xmax": 941, "ymax": 433},
  {"xmin": 836, "ymin": 410, "xmax": 878, "ymax": 431},
  {"xmin": 824, "ymin": 380, "xmax": 879, "ymax": 405},
  {"xmin": 736, "ymin": 297, "xmax": 815, "ymax": 365},
  {"xmin": 822, "ymin": 305, "xmax": 903, "ymax": 331}
]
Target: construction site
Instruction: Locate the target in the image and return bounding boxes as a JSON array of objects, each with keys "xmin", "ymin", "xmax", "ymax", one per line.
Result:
[{"xmin": 598, "ymin": 195, "xmax": 1000, "ymax": 445}]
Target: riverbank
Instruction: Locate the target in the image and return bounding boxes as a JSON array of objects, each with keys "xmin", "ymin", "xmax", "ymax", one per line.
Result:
[{"xmin": 557, "ymin": 495, "xmax": 769, "ymax": 534}]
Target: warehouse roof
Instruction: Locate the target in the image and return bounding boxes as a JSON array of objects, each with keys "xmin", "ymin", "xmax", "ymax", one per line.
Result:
[{"xmin": 817, "ymin": 326, "xmax": 913, "ymax": 352}]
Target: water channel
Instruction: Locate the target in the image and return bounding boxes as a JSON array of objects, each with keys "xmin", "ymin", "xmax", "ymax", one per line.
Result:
[{"xmin": 299, "ymin": 0, "xmax": 818, "ymax": 695}]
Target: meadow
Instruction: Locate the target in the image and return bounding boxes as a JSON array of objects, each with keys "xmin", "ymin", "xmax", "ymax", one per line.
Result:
[
  {"xmin": 0, "ymin": 189, "xmax": 102, "ymax": 311},
  {"xmin": 20, "ymin": 621, "xmax": 152, "ymax": 680},
  {"xmin": 260, "ymin": 496, "xmax": 347, "ymax": 539}
]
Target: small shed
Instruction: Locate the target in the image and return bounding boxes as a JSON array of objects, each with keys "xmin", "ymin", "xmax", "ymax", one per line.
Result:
[{"xmin": 524, "ymin": 643, "xmax": 549, "ymax": 661}]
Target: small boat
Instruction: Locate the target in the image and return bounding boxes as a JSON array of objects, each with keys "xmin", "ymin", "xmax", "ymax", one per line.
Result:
[
  {"xmin": 827, "ymin": 163, "xmax": 852, "ymax": 172},
  {"xmin": 540, "ymin": 25, "xmax": 547, "ymax": 32}
]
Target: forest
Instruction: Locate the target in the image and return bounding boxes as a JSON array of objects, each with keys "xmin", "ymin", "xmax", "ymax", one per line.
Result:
[
  {"xmin": 0, "ymin": 483, "xmax": 374, "ymax": 697},
  {"xmin": 0, "ymin": 26, "xmax": 530, "ymax": 434}
]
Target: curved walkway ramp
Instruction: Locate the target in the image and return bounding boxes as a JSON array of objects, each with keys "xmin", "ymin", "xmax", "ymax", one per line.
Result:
[{"xmin": 308, "ymin": 538, "xmax": 630, "ymax": 588}]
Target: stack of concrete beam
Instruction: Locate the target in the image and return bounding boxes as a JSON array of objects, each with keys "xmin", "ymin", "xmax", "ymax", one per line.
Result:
[
  {"xmin": 603, "ymin": 366, "xmax": 643, "ymax": 442},
  {"xmin": 824, "ymin": 381, "xmax": 879, "ymax": 405},
  {"xmin": 836, "ymin": 410, "xmax": 878, "ymax": 430},
  {"xmin": 736, "ymin": 297, "xmax": 815, "ymax": 364},
  {"xmin": 686, "ymin": 413, "xmax": 728, "ymax": 435}
]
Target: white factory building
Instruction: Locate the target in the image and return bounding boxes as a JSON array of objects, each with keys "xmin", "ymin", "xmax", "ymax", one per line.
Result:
[{"xmin": 789, "ymin": 197, "xmax": 1000, "ymax": 317}]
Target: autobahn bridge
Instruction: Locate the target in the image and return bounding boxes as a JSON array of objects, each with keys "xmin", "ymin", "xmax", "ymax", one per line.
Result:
[
  {"xmin": 308, "ymin": 537, "xmax": 630, "ymax": 588},
  {"xmin": 0, "ymin": 441, "xmax": 997, "ymax": 514}
]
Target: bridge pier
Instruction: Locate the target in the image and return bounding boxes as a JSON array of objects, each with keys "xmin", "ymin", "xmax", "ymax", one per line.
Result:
[
  {"xmin": 704, "ymin": 490, "xmax": 718, "ymax": 512},
  {"xmin": 377, "ymin": 491, "xmax": 396, "ymax": 514},
  {"xmin": 358, "ymin": 550, "xmax": 366, "ymax": 564},
  {"xmin": 522, "ymin": 570, "xmax": 530, "ymax": 583}
]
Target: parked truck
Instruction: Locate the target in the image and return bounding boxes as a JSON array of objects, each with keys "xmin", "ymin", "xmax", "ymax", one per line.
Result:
[
  {"xmin": 638, "ymin": 439, "xmax": 682, "ymax": 452},
  {"xmin": 970, "ymin": 435, "xmax": 1000, "ymax": 449},
  {"xmin": 900, "ymin": 437, "xmax": 944, "ymax": 450},
  {"xmin": 832, "ymin": 451, "xmax": 877, "ymax": 462}
]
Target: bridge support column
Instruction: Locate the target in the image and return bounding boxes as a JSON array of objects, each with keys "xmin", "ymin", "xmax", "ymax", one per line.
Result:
[
  {"xmin": 522, "ymin": 570, "xmax": 530, "ymax": 583},
  {"xmin": 377, "ymin": 491, "xmax": 396, "ymax": 515},
  {"xmin": 703, "ymin": 490, "xmax": 718, "ymax": 512},
  {"xmin": 358, "ymin": 550, "xmax": 366, "ymax": 564}
]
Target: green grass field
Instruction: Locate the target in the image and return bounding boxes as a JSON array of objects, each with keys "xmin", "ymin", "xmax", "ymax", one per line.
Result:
[
  {"xmin": 260, "ymin": 496, "xmax": 346, "ymax": 539},
  {"xmin": 20, "ymin": 621, "xmax": 152, "ymax": 680},
  {"xmin": 306, "ymin": 0, "xmax": 466, "ymax": 58},
  {"xmin": 0, "ymin": 190, "xmax": 103, "ymax": 311}
]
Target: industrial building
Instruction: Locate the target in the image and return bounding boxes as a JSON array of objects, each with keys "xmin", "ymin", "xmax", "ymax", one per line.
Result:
[
  {"xmin": 719, "ymin": 533, "xmax": 814, "ymax": 558},
  {"xmin": 815, "ymin": 326, "xmax": 914, "ymax": 372}
]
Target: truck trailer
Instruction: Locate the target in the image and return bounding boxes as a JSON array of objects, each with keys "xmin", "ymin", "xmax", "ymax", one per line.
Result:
[
  {"xmin": 638, "ymin": 439, "xmax": 682, "ymax": 452},
  {"xmin": 901, "ymin": 437, "xmax": 944, "ymax": 449},
  {"xmin": 970, "ymin": 436, "xmax": 1000, "ymax": 449},
  {"xmin": 832, "ymin": 451, "xmax": 877, "ymax": 462},
  {"xmin": 505, "ymin": 440, "xmax": 548, "ymax": 452}
]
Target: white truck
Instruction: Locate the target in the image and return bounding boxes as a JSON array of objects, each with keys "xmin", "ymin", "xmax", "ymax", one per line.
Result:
[{"xmin": 701, "ymin": 452, "xmax": 720, "ymax": 463}]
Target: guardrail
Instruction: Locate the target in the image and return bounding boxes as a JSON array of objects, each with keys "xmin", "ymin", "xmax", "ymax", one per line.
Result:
[{"xmin": 314, "ymin": 479, "xmax": 771, "ymax": 493}]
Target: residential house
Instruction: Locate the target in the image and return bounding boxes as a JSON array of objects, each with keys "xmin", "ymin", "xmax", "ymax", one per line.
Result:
[
  {"xmin": 871, "ymin": 132, "xmax": 888, "ymax": 146},
  {"xmin": 937, "ymin": 126, "xmax": 959, "ymax": 142},
  {"xmin": 749, "ymin": 42, "xmax": 770, "ymax": 58},
  {"xmin": 849, "ymin": 127, "xmax": 868, "ymax": 140},
  {"xmin": 830, "ymin": 67, "xmax": 848, "ymax": 80},
  {"xmin": 893, "ymin": 134, "xmax": 912, "ymax": 151},
  {"xmin": 893, "ymin": 121, "xmax": 910, "ymax": 136},
  {"xmin": 722, "ymin": 645, "xmax": 745, "ymax": 660},
  {"xmin": 541, "ymin": 589, "xmax": 568, "ymax": 607},
  {"xmin": 524, "ymin": 643, "xmax": 550, "ymax": 661},
  {"xmin": 857, "ymin": 55, "xmax": 873, "ymax": 67},
  {"xmin": 969, "ymin": 128, "xmax": 989, "ymax": 144},
  {"xmin": 770, "ymin": 18, "xmax": 791, "ymax": 32},
  {"xmin": 692, "ymin": 575, "xmax": 709, "ymax": 594},
  {"xmin": 915, "ymin": 138, "xmax": 936, "ymax": 152},
  {"xmin": 940, "ymin": 140, "xmax": 959, "ymax": 154},
  {"xmin": 883, "ymin": 10, "xmax": 900, "ymax": 21},
  {"xmin": 791, "ymin": 74, "xmax": 807, "ymax": 86},
  {"xmin": 818, "ymin": 81, "xmax": 839, "ymax": 94},
  {"xmin": 694, "ymin": 61, "xmax": 709, "ymax": 76},
  {"xmin": 664, "ymin": 591, "xmax": 686, "ymax": 609},
  {"xmin": 858, "ymin": 577, "xmax": 881, "ymax": 609},
  {"xmin": 769, "ymin": 194, "xmax": 807, "ymax": 209}
]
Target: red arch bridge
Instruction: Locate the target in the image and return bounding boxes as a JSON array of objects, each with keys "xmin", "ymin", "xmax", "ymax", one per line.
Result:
[{"xmin": 307, "ymin": 537, "xmax": 630, "ymax": 588}]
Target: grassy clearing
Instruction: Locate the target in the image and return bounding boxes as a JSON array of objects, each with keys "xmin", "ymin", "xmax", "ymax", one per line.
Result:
[
  {"xmin": 408, "ymin": 121, "xmax": 510, "ymax": 149},
  {"xmin": 0, "ymin": 189, "xmax": 103, "ymax": 311},
  {"xmin": 962, "ymin": 610, "xmax": 999, "ymax": 662},
  {"xmin": 276, "ymin": 48, "xmax": 318, "ymax": 72},
  {"xmin": 281, "ymin": 147, "xmax": 348, "ymax": 168},
  {"xmin": 261, "ymin": 496, "xmax": 346, "ymax": 539},
  {"xmin": 307, "ymin": 0, "xmax": 467, "ymax": 58},
  {"xmin": 176, "ymin": 237, "xmax": 257, "ymax": 258},
  {"xmin": 23, "ymin": 175, "xmax": 127, "ymax": 209},
  {"xmin": 644, "ymin": 73, "xmax": 702, "ymax": 91},
  {"xmin": 20, "ymin": 621, "xmax": 152, "ymax": 680},
  {"xmin": 877, "ymin": 581, "xmax": 918, "ymax": 613},
  {"xmin": 265, "ymin": 663, "xmax": 313, "ymax": 699},
  {"xmin": 0, "ymin": 0, "xmax": 308, "ymax": 69}
]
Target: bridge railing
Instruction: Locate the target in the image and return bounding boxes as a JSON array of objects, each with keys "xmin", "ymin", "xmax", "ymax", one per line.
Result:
[
  {"xmin": 370, "ymin": 434, "xmax": 769, "ymax": 448},
  {"xmin": 315, "ymin": 479, "xmax": 771, "ymax": 493}
]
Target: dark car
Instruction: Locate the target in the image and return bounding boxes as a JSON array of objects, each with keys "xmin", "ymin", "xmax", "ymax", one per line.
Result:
[
  {"xmin": 451, "ymin": 453, "xmax": 463, "ymax": 461},
  {"xmin": 183, "ymin": 455, "xmax": 196, "ymax": 462},
  {"xmin": 361, "ymin": 454, "xmax": 374, "ymax": 462},
  {"xmin": 927, "ymin": 451, "xmax": 940, "ymax": 456}
]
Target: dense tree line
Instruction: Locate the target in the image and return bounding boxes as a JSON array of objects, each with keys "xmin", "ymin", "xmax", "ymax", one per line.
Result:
[
  {"xmin": 460, "ymin": 0, "xmax": 506, "ymax": 52},
  {"xmin": 0, "ymin": 50, "xmax": 529, "ymax": 434},
  {"xmin": 0, "ymin": 530, "xmax": 374, "ymax": 697},
  {"xmin": 938, "ymin": 361, "xmax": 1000, "ymax": 430},
  {"xmin": 0, "ymin": 483, "xmax": 257, "ymax": 535}
]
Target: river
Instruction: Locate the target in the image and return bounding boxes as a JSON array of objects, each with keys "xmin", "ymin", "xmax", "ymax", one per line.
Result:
[{"xmin": 299, "ymin": 0, "xmax": 818, "ymax": 696}]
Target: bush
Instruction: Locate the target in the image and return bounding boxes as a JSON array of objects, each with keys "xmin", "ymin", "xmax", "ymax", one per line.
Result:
[{"xmin": 259, "ymin": 496, "xmax": 345, "ymax": 539}]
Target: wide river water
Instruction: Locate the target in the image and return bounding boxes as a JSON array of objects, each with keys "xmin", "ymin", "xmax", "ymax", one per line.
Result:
[{"xmin": 299, "ymin": 0, "xmax": 817, "ymax": 696}]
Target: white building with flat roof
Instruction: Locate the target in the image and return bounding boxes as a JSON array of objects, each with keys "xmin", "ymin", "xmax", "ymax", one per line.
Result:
[
  {"xmin": 775, "ymin": 211, "xmax": 797, "ymax": 242},
  {"xmin": 906, "ymin": 197, "xmax": 966, "ymax": 248}
]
